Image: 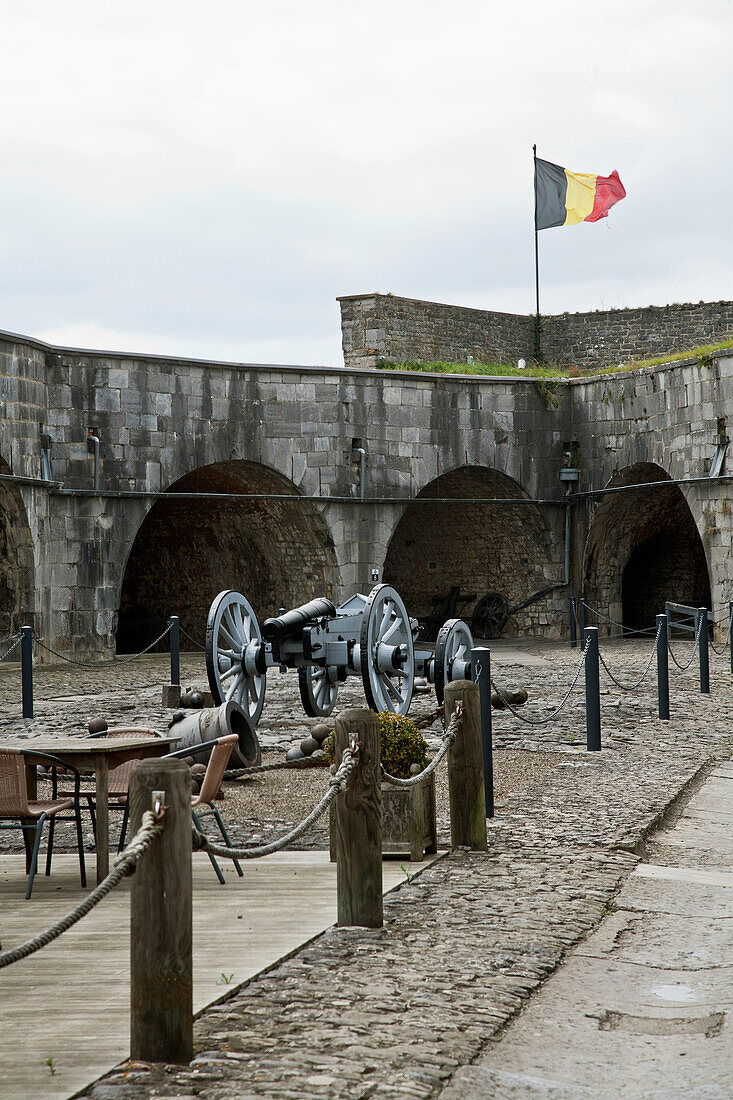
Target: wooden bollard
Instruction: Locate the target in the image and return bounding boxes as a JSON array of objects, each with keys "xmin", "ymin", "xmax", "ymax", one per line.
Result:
[
  {"xmin": 129, "ymin": 758, "xmax": 193, "ymax": 1064},
  {"xmin": 444, "ymin": 679, "xmax": 487, "ymax": 851},
  {"xmin": 334, "ymin": 707, "xmax": 382, "ymax": 928}
]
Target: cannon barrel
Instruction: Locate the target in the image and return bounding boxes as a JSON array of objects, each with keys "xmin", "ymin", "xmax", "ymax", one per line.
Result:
[{"xmin": 262, "ymin": 597, "xmax": 337, "ymax": 643}]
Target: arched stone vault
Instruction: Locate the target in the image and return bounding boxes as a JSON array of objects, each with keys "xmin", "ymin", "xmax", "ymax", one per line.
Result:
[
  {"xmin": 382, "ymin": 465, "xmax": 564, "ymax": 637},
  {"xmin": 583, "ymin": 463, "xmax": 711, "ymax": 633},
  {"xmin": 0, "ymin": 458, "xmax": 34, "ymax": 639},
  {"xmin": 116, "ymin": 461, "xmax": 339, "ymax": 653}
]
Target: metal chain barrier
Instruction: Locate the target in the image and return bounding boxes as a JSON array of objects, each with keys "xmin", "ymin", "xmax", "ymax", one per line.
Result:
[
  {"xmin": 0, "ymin": 634, "xmax": 22, "ymax": 663},
  {"xmin": 580, "ymin": 602, "xmax": 656, "ymax": 636},
  {"xmin": 381, "ymin": 708, "xmax": 462, "ymax": 788},
  {"xmin": 192, "ymin": 743, "xmax": 360, "ymax": 860},
  {"xmin": 598, "ymin": 620, "xmax": 662, "ymax": 691},
  {"xmin": 31, "ymin": 623, "xmax": 172, "ymax": 669},
  {"xmin": 0, "ymin": 811, "xmax": 164, "ymax": 969},
  {"xmin": 668, "ymin": 615, "xmax": 703, "ymax": 671},
  {"xmin": 490, "ymin": 637, "xmax": 591, "ymax": 725},
  {"xmin": 710, "ymin": 616, "xmax": 732, "ymax": 656},
  {"xmin": 179, "ymin": 625, "xmax": 207, "ymax": 651}
]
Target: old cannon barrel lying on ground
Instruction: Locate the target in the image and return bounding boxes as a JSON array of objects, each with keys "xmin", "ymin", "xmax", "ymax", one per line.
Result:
[
  {"xmin": 169, "ymin": 700, "xmax": 261, "ymax": 768},
  {"xmin": 205, "ymin": 583, "xmax": 473, "ymax": 727}
]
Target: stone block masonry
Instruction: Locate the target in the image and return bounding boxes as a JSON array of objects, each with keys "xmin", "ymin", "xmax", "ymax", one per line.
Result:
[
  {"xmin": 339, "ymin": 293, "xmax": 733, "ymax": 371},
  {"xmin": 1, "ymin": 322, "xmax": 733, "ymax": 659}
]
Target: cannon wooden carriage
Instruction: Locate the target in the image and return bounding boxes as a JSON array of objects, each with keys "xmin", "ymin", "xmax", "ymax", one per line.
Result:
[{"xmin": 205, "ymin": 584, "xmax": 473, "ymax": 726}]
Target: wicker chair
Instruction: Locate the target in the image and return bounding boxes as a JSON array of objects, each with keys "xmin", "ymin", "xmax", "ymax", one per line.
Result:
[
  {"xmin": 0, "ymin": 747, "xmax": 87, "ymax": 899},
  {"xmin": 120, "ymin": 733, "xmax": 244, "ymax": 884},
  {"xmin": 77, "ymin": 727, "xmax": 159, "ymax": 853}
]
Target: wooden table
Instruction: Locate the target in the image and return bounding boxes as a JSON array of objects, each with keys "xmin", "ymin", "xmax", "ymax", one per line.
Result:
[{"xmin": 11, "ymin": 737, "xmax": 179, "ymax": 884}]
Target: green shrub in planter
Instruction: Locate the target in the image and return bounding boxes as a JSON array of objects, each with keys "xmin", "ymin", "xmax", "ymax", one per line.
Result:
[{"xmin": 324, "ymin": 712, "xmax": 429, "ymax": 779}]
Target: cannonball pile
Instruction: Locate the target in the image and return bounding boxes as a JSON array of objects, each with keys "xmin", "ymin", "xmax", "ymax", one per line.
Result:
[{"xmin": 285, "ymin": 722, "xmax": 331, "ymax": 763}]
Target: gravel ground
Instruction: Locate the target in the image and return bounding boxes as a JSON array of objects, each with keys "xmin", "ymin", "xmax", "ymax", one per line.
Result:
[
  {"xmin": 219, "ymin": 748, "xmax": 564, "ymax": 852},
  {"xmin": 4, "ymin": 637, "xmax": 733, "ymax": 1098}
]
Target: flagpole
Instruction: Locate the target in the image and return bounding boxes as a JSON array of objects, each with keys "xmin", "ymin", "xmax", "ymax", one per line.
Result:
[{"xmin": 533, "ymin": 144, "xmax": 542, "ymax": 361}]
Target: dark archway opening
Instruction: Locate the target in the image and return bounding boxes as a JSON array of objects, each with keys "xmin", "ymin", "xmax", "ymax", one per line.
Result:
[
  {"xmin": 383, "ymin": 466, "xmax": 562, "ymax": 639},
  {"xmin": 584, "ymin": 463, "xmax": 711, "ymax": 634},
  {"xmin": 622, "ymin": 531, "xmax": 710, "ymax": 632},
  {"xmin": 0, "ymin": 458, "xmax": 35, "ymax": 638},
  {"xmin": 116, "ymin": 462, "xmax": 338, "ymax": 653}
]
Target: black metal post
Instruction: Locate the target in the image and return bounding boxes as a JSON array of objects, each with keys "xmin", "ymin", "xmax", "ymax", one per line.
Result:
[
  {"xmin": 584, "ymin": 627, "xmax": 601, "ymax": 751},
  {"xmin": 471, "ymin": 646, "xmax": 494, "ymax": 818},
  {"xmin": 169, "ymin": 616, "xmax": 180, "ymax": 688},
  {"xmin": 698, "ymin": 608, "xmax": 710, "ymax": 695},
  {"xmin": 656, "ymin": 614, "xmax": 669, "ymax": 721},
  {"xmin": 578, "ymin": 598, "xmax": 587, "ymax": 636},
  {"xmin": 21, "ymin": 626, "xmax": 33, "ymax": 720},
  {"xmin": 569, "ymin": 597, "xmax": 577, "ymax": 649}
]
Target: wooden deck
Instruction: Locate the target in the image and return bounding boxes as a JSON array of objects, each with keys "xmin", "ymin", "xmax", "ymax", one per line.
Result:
[{"xmin": 0, "ymin": 850, "xmax": 439, "ymax": 1100}]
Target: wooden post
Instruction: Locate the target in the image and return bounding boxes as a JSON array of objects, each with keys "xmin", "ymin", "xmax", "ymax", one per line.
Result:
[
  {"xmin": 334, "ymin": 707, "xmax": 382, "ymax": 928},
  {"xmin": 129, "ymin": 758, "xmax": 193, "ymax": 1064},
  {"xmin": 444, "ymin": 679, "xmax": 487, "ymax": 850}
]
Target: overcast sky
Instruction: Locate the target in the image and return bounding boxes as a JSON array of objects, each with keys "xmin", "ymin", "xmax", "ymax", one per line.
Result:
[{"xmin": 1, "ymin": 0, "xmax": 731, "ymax": 365}]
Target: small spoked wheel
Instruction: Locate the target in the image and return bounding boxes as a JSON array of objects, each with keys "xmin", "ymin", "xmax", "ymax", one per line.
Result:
[
  {"xmin": 206, "ymin": 590, "xmax": 266, "ymax": 725},
  {"xmin": 434, "ymin": 618, "xmax": 474, "ymax": 705},
  {"xmin": 360, "ymin": 583, "xmax": 414, "ymax": 715},
  {"xmin": 298, "ymin": 664, "xmax": 339, "ymax": 717}
]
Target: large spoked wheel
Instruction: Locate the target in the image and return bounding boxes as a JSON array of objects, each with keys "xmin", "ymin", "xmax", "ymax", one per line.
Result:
[
  {"xmin": 472, "ymin": 592, "xmax": 509, "ymax": 638},
  {"xmin": 434, "ymin": 618, "xmax": 474, "ymax": 705},
  {"xmin": 206, "ymin": 590, "xmax": 266, "ymax": 725},
  {"xmin": 360, "ymin": 584, "xmax": 415, "ymax": 715},
  {"xmin": 298, "ymin": 664, "xmax": 339, "ymax": 717}
]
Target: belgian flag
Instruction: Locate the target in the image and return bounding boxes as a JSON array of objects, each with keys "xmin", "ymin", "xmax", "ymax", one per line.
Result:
[{"xmin": 535, "ymin": 157, "xmax": 626, "ymax": 230}]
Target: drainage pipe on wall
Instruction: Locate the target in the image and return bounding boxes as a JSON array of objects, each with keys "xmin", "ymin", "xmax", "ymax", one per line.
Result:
[
  {"xmin": 86, "ymin": 433, "xmax": 100, "ymax": 492},
  {"xmin": 353, "ymin": 446, "xmax": 366, "ymax": 500}
]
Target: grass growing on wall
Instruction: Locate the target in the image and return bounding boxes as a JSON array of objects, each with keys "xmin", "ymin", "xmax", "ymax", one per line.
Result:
[
  {"xmin": 624, "ymin": 338, "xmax": 733, "ymax": 371},
  {"xmin": 377, "ymin": 359, "xmax": 568, "ymax": 378},
  {"xmin": 377, "ymin": 337, "xmax": 733, "ymax": 380}
]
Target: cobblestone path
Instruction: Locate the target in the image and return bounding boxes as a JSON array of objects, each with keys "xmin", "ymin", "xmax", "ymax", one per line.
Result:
[{"xmin": 27, "ymin": 636, "xmax": 727, "ymax": 1100}]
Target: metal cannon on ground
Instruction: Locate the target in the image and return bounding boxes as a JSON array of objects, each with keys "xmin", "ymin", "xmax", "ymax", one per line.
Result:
[{"xmin": 205, "ymin": 584, "xmax": 473, "ymax": 725}]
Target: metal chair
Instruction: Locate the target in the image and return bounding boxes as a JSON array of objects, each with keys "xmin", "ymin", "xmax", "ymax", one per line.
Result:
[
  {"xmin": 188, "ymin": 734, "xmax": 244, "ymax": 884},
  {"xmin": 74, "ymin": 727, "xmax": 159, "ymax": 853},
  {"xmin": 118, "ymin": 734, "xmax": 243, "ymax": 882},
  {"xmin": 0, "ymin": 747, "xmax": 87, "ymax": 899},
  {"xmin": 164, "ymin": 734, "xmax": 244, "ymax": 884}
]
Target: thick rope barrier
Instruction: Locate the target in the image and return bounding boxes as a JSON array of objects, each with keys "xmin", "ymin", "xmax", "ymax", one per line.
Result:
[
  {"xmin": 0, "ymin": 811, "xmax": 164, "ymax": 969},
  {"xmin": 668, "ymin": 615, "xmax": 703, "ymax": 671},
  {"xmin": 490, "ymin": 637, "xmax": 591, "ymax": 726},
  {"xmin": 32, "ymin": 623, "xmax": 172, "ymax": 669},
  {"xmin": 598, "ymin": 620, "xmax": 662, "ymax": 691},
  {"xmin": 192, "ymin": 743, "xmax": 360, "ymax": 860},
  {"xmin": 381, "ymin": 709, "xmax": 462, "ymax": 788}
]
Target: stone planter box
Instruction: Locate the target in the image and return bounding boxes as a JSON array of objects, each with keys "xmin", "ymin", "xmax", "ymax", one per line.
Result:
[{"xmin": 330, "ymin": 772, "xmax": 437, "ymax": 863}]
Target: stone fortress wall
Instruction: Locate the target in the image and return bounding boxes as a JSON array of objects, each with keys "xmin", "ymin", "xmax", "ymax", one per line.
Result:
[
  {"xmin": 0, "ymin": 319, "xmax": 732, "ymax": 660},
  {"xmin": 339, "ymin": 293, "xmax": 733, "ymax": 371}
]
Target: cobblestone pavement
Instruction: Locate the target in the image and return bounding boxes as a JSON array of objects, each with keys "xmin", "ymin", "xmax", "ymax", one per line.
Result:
[{"xmin": 3, "ymin": 637, "xmax": 733, "ymax": 1098}]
